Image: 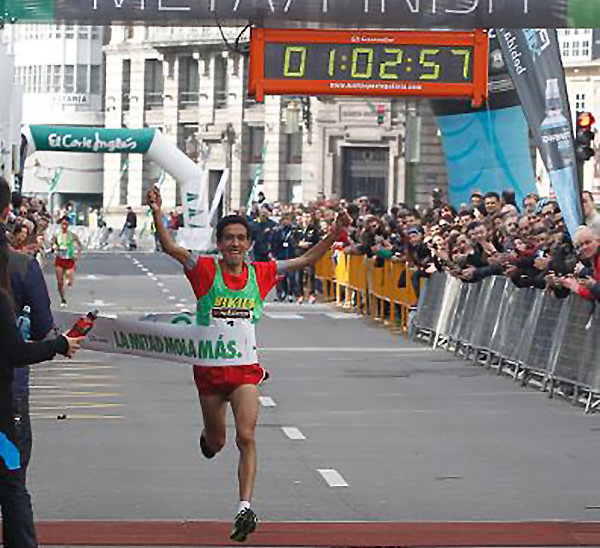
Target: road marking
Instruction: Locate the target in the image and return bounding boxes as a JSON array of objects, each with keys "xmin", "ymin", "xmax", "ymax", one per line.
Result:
[
  {"xmin": 32, "ymin": 403, "xmax": 124, "ymax": 410},
  {"xmin": 266, "ymin": 313, "xmax": 304, "ymax": 319},
  {"xmin": 282, "ymin": 427, "xmax": 306, "ymax": 440},
  {"xmin": 30, "ymin": 384, "xmax": 118, "ymax": 389},
  {"xmin": 85, "ymin": 299, "xmax": 115, "ymax": 307},
  {"xmin": 317, "ymin": 469, "xmax": 349, "ymax": 487},
  {"xmin": 162, "ymin": 288, "xmax": 170, "ymax": 294},
  {"xmin": 31, "ymin": 414, "xmax": 123, "ymax": 420},
  {"xmin": 31, "ymin": 392, "xmax": 121, "ymax": 398},
  {"xmin": 260, "ymin": 347, "xmax": 430, "ymax": 353},
  {"xmin": 33, "ymin": 366, "xmax": 115, "ymax": 371},
  {"xmin": 325, "ymin": 312, "xmax": 361, "ymax": 319},
  {"xmin": 259, "ymin": 396, "xmax": 276, "ymax": 407},
  {"xmin": 83, "ymin": 275, "xmax": 100, "ymax": 280},
  {"xmin": 157, "ymin": 282, "xmax": 165, "ymax": 287},
  {"xmin": 168, "ymin": 296, "xmax": 177, "ymax": 301}
]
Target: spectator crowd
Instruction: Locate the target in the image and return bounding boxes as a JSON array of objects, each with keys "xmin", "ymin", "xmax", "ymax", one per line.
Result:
[{"xmin": 241, "ymin": 188, "xmax": 600, "ymax": 304}]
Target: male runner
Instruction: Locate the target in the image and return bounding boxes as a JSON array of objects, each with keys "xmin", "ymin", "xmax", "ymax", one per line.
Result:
[
  {"xmin": 147, "ymin": 186, "xmax": 350, "ymax": 542},
  {"xmin": 51, "ymin": 216, "xmax": 82, "ymax": 307}
]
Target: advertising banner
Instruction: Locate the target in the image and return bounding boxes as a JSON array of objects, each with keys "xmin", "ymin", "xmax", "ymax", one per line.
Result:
[
  {"xmin": 433, "ymin": 32, "xmax": 536, "ymax": 209},
  {"xmin": 498, "ymin": 28, "xmax": 583, "ymax": 235},
  {"xmin": 29, "ymin": 126, "xmax": 155, "ymax": 154},
  {"xmin": 4, "ymin": 0, "xmax": 600, "ymax": 28},
  {"xmin": 53, "ymin": 311, "xmax": 258, "ymax": 367}
]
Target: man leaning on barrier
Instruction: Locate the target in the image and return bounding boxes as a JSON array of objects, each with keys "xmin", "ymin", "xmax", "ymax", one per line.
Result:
[{"xmin": 556, "ymin": 226, "xmax": 600, "ymax": 302}]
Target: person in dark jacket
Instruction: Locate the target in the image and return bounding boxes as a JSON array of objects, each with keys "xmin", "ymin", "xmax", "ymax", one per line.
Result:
[
  {"xmin": 0, "ymin": 227, "xmax": 81, "ymax": 548},
  {"xmin": 271, "ymin": 214, "xmax": 302, "ymax": 302},
  {"xmin": 250, "ymin": 205, "xmax": 276, "ymax": 262},
  {"xmin": 1, "ymin": 178, "xmax": 55, "ymax": 476}
]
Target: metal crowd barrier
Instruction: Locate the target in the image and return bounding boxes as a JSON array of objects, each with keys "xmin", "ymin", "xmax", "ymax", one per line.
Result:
[
  {"xmin": 411, "ymin": 271, "xmax": 600, "ymax": 414},
  {"xmin": 314, "ymin": 251, "xmax": 419, "ymax": 333}
]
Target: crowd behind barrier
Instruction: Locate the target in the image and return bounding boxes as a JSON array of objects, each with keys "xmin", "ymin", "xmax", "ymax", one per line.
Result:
[{"xmin": 412, "ymin": 272, "xmax": 600, "ymax": 414}]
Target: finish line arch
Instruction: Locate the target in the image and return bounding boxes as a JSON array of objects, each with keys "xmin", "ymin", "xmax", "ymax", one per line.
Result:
[{"xmin": 21, "ymin": 125, "xmax": 217, "ymax": 250}]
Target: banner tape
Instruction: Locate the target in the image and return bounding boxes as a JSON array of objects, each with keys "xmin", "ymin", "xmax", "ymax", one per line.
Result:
[{"xmin": 53, "ymin": 311, "xmax": 258, "ymax": 367}]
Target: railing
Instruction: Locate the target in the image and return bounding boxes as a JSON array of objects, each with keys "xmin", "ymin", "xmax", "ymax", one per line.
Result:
[
  {"xmin": 314, "ymin": 251, "xmax": 419, "ymax": 332},
  {"xmin": 179, "ymin": 91, "xmax": 199, "ymax": 107},
  {"xmin": 411, "ymin": 272, "xmax": 600, "ymax": 414}
]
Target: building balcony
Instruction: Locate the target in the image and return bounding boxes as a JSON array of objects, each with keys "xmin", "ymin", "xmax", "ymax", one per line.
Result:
[
  {"xmin": 145, "ymin": 92, "xmax": 164, "ymax": 109},
  {"xmin": 180, "ymin": 91, "xmax": 200, "ymax": 107}
]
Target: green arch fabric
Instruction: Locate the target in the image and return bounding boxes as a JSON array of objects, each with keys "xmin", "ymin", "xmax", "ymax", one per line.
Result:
[{"xmin": 29, "ymin": 126, "xmax": 156, "ymax": 155}]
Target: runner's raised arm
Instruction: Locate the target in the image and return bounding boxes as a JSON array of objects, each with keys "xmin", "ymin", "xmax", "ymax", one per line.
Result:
[{"xmin": 147, "ymin": 186, "xmax": 191, "ymax": 266}]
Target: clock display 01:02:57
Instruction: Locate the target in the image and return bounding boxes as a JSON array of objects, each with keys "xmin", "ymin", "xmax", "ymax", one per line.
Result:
[{"xmin": 264, "ymin": 43, "xmax": 474, "ymax": 84}]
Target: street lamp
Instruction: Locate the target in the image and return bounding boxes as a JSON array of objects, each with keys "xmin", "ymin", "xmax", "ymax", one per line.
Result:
[{"xmin": 222, "ymin": 123, "xmax": 236, "ymax": 213}]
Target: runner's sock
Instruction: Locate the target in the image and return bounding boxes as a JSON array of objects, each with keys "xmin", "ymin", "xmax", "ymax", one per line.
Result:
[{"xmin": 237, "ymin": 501, "xmax": 251, "ymax": 516}]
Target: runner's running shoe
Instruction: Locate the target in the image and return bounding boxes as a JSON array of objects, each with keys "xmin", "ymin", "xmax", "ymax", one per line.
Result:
[
  {"xmin": 230, "ymin": 507, "xmax": 258, "ymax": 542},
  {"xmin": 199, "ymin": 430, "xmax": 216, "ymax": 459}
]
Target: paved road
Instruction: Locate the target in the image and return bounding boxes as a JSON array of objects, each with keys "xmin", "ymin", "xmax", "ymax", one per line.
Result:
[{"xmin": 22, "ymin": 252, "xmax": 600, "ymax": 546}]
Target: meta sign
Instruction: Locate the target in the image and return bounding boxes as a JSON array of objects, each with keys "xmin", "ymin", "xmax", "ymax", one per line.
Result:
[
  {"xmin": 5, "ymin": 0, "xmax": 600, "ymax": 27},
  {"xmin": 249, "ymin": 28, "xmax": 489, "ymax": 106}
]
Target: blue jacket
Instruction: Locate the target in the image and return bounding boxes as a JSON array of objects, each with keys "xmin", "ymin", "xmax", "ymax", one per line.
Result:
[{"xmin": 9, "ymin": 250, "xmax": 54, "ymax": 397}]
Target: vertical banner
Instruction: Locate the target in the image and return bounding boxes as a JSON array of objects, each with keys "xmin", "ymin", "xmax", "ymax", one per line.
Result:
[
  {"xmin": 497, "ymin": 28, "xmax": 583, "ymax": 235},
  {"xmin": 433, "ymin": 32, "xmax": 536, "ymax": 209}
]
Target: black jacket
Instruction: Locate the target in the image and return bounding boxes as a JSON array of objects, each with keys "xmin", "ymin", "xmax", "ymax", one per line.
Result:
[{"xmin": 0, "ymin": 289, "xmax": 67, "ymax": 475}]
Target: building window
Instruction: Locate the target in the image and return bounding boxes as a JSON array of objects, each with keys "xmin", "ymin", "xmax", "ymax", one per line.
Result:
[
  {"xmin": 122, "ymin": 60, "xmax": 131, "ymax": 110},
  {"xmin": 64, "ymin": 65, "xmax": 75, "ymax": 93},
  {"xmin": 572, "ymin": 41, "xmax": 580, "ymax": 57},
  {"xmin": 279, "ymin": 181, "xmax": 302, "ymax": 203},
  {"xmin": 76, "ymin": 64, "xmax": 88, "ymax": 93},
  {"xmin": 214, "ymin": 55, "xmax": 228, "ymax": 109},
  {"xmin": 582, "ymin": 40, "xmax": 591, "ymax": 57},
  {"xmin": 285, "ymin": 132, "xmax": 303, "ymax": 164},
  {"xmin": 144, "ymin": 59, "xmax": 164, "ymax": 108},
  {"xmin": 91, "ymin": 26, "xmax": 100, "ymax": 40},
  {"xmin": 65, "ymin": 25, "xmax": 75, "ymax": 39},
  {"xmin": 575, "ymin": 93, "xmax": 587, "ymax": 113},
  {"xmin": 90, "ymin": 65, "xmax": 101, "ymax": 95},
  {"xmin": 179, "ymin": 57, "xmax": 199, "ymax": 106},
  {"xmin": 51, "ymin": 65, "xmax": 62, "ymax": 93},
  {"xmin": 248, "ymin": 126, "xmax": 265, "ymax": 164}
]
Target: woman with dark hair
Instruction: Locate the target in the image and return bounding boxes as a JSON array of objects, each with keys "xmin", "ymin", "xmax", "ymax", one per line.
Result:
[{"xmin": 0, "ymin": 226, "xmax": 83, "ymax": 548}]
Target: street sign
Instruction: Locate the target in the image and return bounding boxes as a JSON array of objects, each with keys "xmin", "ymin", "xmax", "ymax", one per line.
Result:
[
  {"xmin": 249, "ymin": 28, "xmax": 489, "ymax": 106},
  {"xmin": 2, "ymin": 0, "xmax": 599, "ymax": 28}
]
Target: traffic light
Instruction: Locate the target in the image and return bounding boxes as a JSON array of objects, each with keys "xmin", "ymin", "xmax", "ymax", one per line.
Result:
[
  {"xmin": 575, "ymin": 111, "xmax": 595, "ymax": 162},
  {"xmin": 376, "ymin": 105, "xmax": 385, "ymax": 126}
]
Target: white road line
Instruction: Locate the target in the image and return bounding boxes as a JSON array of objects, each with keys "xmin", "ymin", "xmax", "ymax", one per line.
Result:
[
  {"xmin": 265, "ymin": 313, "xmax": 304, "ymax": 319},
  {"xmin": 259, "ymin": 396, "xmax": 276, "ymax": 407},
  {"xmin": 282, "ymin": 427, "xmax": 306, "ymax": 440},
  {"xmin": 317, "ymin": 469, "xmax": 349, "ymax": 487},
  {"xmin": 168, "ymin": 296, "xmax": 177, "ymax": 301},
  {"xmin": 162, "ymin": 288, "xmax": 170, "ymax": 293},
  {"xmin": 157, "ymin": 282, "xmax": 165, "ymax": 287},
  {"xmin": 260, "ymin": 347, "xmax": 430, "ymax": 353},
  {"xmin": 325, "ymin": 312, "xmax": 361, "ymax": 319}
]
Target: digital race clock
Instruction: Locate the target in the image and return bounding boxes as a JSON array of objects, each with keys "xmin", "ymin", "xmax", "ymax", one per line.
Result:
[{"xmin": 249, "ymin": 29, "xmax": 489, "ymax": 106}]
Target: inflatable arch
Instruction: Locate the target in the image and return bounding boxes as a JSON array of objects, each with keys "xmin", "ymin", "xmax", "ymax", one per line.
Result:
[{"xmin": 21, "ymin": 125, "xmax": 220, "ymax": 249}]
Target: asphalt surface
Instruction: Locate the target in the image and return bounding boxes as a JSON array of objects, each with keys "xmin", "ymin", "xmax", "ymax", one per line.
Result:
[{"xmin": 19, "ymin": 252, "xmax": 600, "ymax": 546}]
